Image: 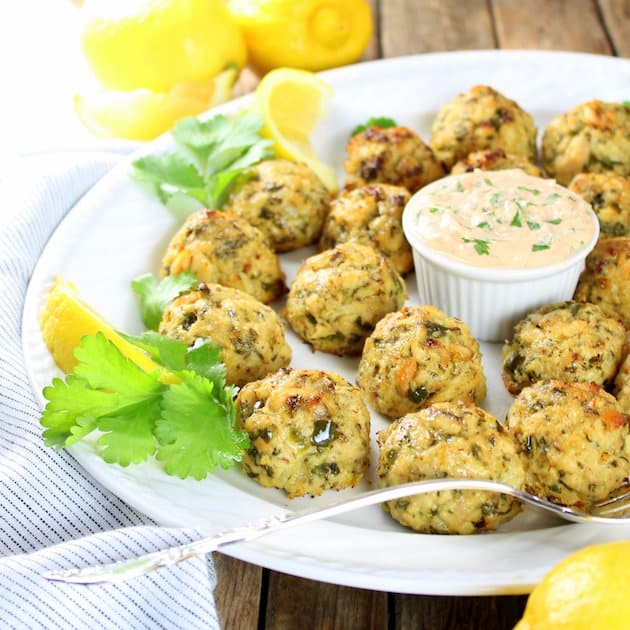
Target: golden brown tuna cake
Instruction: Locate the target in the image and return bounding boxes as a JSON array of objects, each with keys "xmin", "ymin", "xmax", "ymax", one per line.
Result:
[
  {"xmin": 237, "ymin": 368, "xmax": 370, "ymax": 498},
  {"xmin": 285, "ymin": 241, "xmax": 407, "ymax": 356},
  {"xmin": 344, "ymin": 125, "xmax": 444, "ymax": 192},
  {"xmin": 161, "ymin": 209, "xmax": 285, "ymax": 304},
  {"xmin": 357, "ymin": 305, "xmax": 487, "ymax": 419},
  {"xmin": 542, "ymin": 100, "xmax": 630, "ymax": 185},
  {"xmin": 319, "ymin": 183, "xmax": 413, "ymax": 275},
  {"xmin": 502, "ymin": 300, "xmax": 626, "ymax": 395},
  {"xmin": 506, "ymin": 379, "xmax": 630, "ymax": 507},
  {"xmin": 377, "ymin": 402, "xmax": 525, "ymax": 534},
  {"xmin": 569, "ymin": 172, "xmax": 630, "ymax": 238},
  {"xmin": 159, "ymin": 283, "xmax": 291, "ymax": 387},
  {"xmin": 450, "ymin": 148, "xmax": 543, "ymax": 177},
  {"xmin": 430, "ymin": 84, "xmax": 538, "ymax": 170},
  {"xmin": 574, "ymin": 237, "xmax": 630, "ymax": 329},
  {"xmin": 224, "ymin": 158, "xmax": 331, "ymax": 252}
]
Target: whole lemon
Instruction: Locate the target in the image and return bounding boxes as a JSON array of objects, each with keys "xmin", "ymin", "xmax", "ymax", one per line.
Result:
[
  {"xmin": 228, "ymin": 0, "xmax": 373, "ymax": 72},
  {"xmin": 515, "ymin": 540, "xmax": 630, "ymax": 629},
  {"xmin": 80, "ymin": 0, "xmax": 247, "ymax": 93}
]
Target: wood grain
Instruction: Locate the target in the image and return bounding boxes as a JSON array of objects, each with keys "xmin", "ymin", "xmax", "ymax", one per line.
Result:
[
  {"xmin": 214, "ymin": 554, "xmax": 263, "ymax": 630},
  {"xmin": 492, "ymin": 0, "xmax": 612, "ymax": 54},
  {"xmin": 380, "ymin": 0, "xmax": 496, "ymax": 57},
  {"xmin": 394, "ymin": 594, "xmax": 527, "ymax": 629},
  {"xmin": 598, "ymin": 0, "xmax": 630, "ymax": 57},
  {"xmin": 263, "ymin": 572, "xmax": 388, "ymax": 629},
  {"xmin": 362, "ymin": 0, "xmax": 382, "ymax": 60}
]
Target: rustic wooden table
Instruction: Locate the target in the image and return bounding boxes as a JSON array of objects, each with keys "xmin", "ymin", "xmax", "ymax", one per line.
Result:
[{"xmin": 216, "ymin": 2, "xmax": 629, "ymax": 628}]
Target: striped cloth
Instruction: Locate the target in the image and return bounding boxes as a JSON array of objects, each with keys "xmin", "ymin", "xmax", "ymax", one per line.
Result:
[{"xmin": 0, "ymin": 153, "xmax": 220, "ymax": 629}]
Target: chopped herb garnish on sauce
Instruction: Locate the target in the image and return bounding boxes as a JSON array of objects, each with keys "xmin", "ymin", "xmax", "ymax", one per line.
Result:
[
  {"xmin": 455, "ymin": 182, "xmax": 465, "ymax": 193},
  {"xmin": 490, "ymin": 192, "xmax": 501, "ymax": 207},
  {"xmin": 511, "ymin": 210, "xmax": 523, "ymax": 227},
  {"xmin": 476, "ymin": 221, "xmax": 491, "ymax": 230},
  {"xmin": 546, "ymin": 218, "xmax": 562, "ymax": 225},
  {"xmin": 527, "ymin": 221, "xmax": 541, "ymax": 231},
  {"xmin": 546, "ymin": 193, "xmax": 561, "ymax": 202},
  {"xmin": 532, "ymin": 242, "xmax": 551, "ymax": 252},
  {"xmin": 517, "ymin": 185, "xmax": 541, "ymax": 195},
  {"xmin": 484, "ymin": 177, "xmax": 493, "ymax": 186},
  {"xmin": 463, "ymin": 237, "xmax": 490, "ymax": 255},
  {"xmin": 429, "ymin": 207, "xmax": 441, "ymax": 214}
]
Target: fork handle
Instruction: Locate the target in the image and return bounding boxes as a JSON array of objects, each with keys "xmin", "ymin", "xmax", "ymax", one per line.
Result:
[{"xmin": 40, "ymin": 478, "xmax": 582, "ymax": 584}]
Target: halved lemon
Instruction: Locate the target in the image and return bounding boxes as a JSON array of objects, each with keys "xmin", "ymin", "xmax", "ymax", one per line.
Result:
[
  {"xmin": 75, "ymin": 68, "xmax": 237, "ymax": 141},
  {"xmin": 252, "ymin": 67, "xmax": 339, "ymax": 192},
  {"xmin": 40, "ymin": 276, "xmax": 165, "ymax": 378}
]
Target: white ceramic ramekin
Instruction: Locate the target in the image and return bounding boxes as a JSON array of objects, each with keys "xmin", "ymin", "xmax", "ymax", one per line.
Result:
[{"xmin": 402, "ymin": 193, "xmax": 600, "ymax": 343}]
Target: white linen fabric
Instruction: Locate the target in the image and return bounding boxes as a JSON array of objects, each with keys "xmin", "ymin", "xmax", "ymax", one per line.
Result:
[{"xmin": 0, "ymin": 153, "xmax": 220, "ymax": 629}]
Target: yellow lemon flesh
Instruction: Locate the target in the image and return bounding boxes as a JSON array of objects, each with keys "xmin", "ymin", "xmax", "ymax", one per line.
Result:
[
  {"xmin": 80, "ymin": 0, "xmax": 246, "ymax": 93},
  {"xmin": 228, "ymin": 0, "xmax": 373, "ymax": 73},
  {"xmin": 40, "ymin": 276, "xmax": 166, "ymax": 379},
  {"xmin": 253, "ymin": 67, "xmax": 338, "ymax": 192},
  {"xmin": 74, "ymin": 68, "xmax": 237, "ymax": 140},
  {"xmin": 515, "ymin": 540, "xmax": 630, "ymax": 629}
]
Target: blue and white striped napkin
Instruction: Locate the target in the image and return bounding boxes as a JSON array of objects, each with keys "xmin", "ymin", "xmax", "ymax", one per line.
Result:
[{"xmin": 0, "ymin": 153, "xmax": 220, "ymax": 629}]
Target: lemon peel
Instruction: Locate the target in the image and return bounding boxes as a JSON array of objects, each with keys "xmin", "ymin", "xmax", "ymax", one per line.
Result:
[
  {"xmin": 516, "ymin": 540, "xmax": 630, "ymax": 629},
  {"xmin": 252, "ymin": 67, "xmax": 338, "ymax": 192},
  {"xmin": 40, "ymin": 276, "xmax": 170, "ymax": 381},
  {"xmin": 74, "ymin": 68, "xmax": 237, "ymax": 141},
  {"xmin": 228, "ymin": 0, "xmax": 373, "ymax": 73},
  {"xmin": 80, "ymin": 0, "xmax": 246, "ymax": 93}
]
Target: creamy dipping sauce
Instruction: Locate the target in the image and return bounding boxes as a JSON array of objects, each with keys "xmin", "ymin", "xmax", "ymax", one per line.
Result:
[{"xmin": 406, "ymin": 169, "xmax": 597, "ymax": 268}]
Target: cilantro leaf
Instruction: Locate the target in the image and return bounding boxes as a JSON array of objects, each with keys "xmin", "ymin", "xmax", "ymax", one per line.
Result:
[
  {"xmin": 155, "ymin": 372, "xmax": 248, "ymax": 479},
  {"xmin": 463, "ymin": 237, "xmax": 490, "ymax": 256},
  {"xmin": 511, "ymin": 210, "xmax": 523, "ymax": 227},
  {"xmin": 131, "ymin": 271, "xmax": 197, "ymax": 331},
  {"xmin": 41, "ymin": 333, "xmax": 164, "ymax": 467},
  {"xmin": 351, "ymin": 116, "xmax": 398, "ymax": 137},
  {"xmin": 532, "ymin": 242, "xmax": 551, "ymax": 252},
  {"xmin": 132, "ymin": 111, "xmax": 275, "ymax": 214},
  {"xmin": 39, "ymin": 332, "xmax": 246, "ymax": 477}
]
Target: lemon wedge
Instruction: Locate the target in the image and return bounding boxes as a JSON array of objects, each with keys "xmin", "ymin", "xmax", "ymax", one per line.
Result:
[
  {"xmin": 252, "ymin": 68, "xmax": 339, "ymax": 192},
  {"xmin": 40, "ymin": 276, "xmax": 168, "ymax": 379},
  {"xmin": 75, "ymin": 68, "xmax": 237, "ymax": 141}
]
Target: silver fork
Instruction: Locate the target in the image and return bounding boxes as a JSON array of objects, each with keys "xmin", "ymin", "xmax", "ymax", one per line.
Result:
[{"xmin": 43, "ymin": 478, "xmax": 630, "ymax": 584}]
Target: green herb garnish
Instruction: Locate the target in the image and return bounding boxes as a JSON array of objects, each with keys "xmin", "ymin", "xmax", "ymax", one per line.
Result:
[
  {"xmin": 517, "ymin": 185, "xmax": 541, "ymax": 195},
  {"xmin": 131, "ymin": 112, "xmax": 274, "ymax": 216},
  {"xmin": 476, "ymin": 221, "xmax": 491, "ymax": 230},
  {"xmin": 455, "ymin": 181, "xmax": 465, "ymax": 193},
  {"xmin": 131, "ymin": 272, "xmax": 197, "ymax": 331},
  {"xmin": 40, "ymin": 332, "xmax": 248, "ymax": 479},
  {"xmin": 532, "ymin": 242, "xmax": 551, "ymax": 252},
  {"xmin": 526, "ymin": 221, "xmax": 541, "ymax": 231},
  {"xmin": 463, "ymin": 238, "xmax": 490, "ymax": 255},
  {"xmin": 511, "ymin": 210, "xmax": 523, "ymax": 227},
  {"xmin": 350, "ymin": 116, "xmax": 398, "ymax": 137},
  {"xmin": 546, "ymin": 218, "xmax": 562, "ymax": 225}
]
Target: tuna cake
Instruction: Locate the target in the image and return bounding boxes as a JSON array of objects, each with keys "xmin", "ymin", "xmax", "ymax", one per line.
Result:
[
  {"xmin": 430, "ymin": 85, "xmax": 538, "ymax": 170},
  {"xmin": 542, "ymin": 100, "xmax": 630, "ymax": 186},
  {"xmin": 450, "ymin": 148, "xmax": 543, "ymax": 177},
  {"xmin": 236, "ymin": 368, "xmax": 371, "ymax": 498},
  {"xmin": 506, "ymin": 379, "xmax": 630, "ymax": 507},
  {"xmin": 377, "ymin": 402, "xmax": 525, "ymax": 535},
  {"xmin": 224, "ymin": 159, "xmax": 330, "ymax": 252},
  {"xmin": 614, "ymin": 353, "xmax": 630, "ymax": 414},
  {"xmin": 357, "ymin": 305, "xmax": 487, "ymax": 419},
  {"xmin": 159, "ymin": 283, "xmax": 291, "ymax": 387},
  {"xmin": 344, "ymin": 125, "xmax": 444, "ymax": 192},
  {"xmin": 502, "ymin": 300, "xmax": 626, "ymax": 395},
  {"xmin": 569, "ymin": 172, "xmax": 630, "ymax": 238},
  {"xmin": 319, "ymin": 183, "xmax": 413, "ymax": 276},
  {"xmin": 574, "ymin": 237, "xmax": 630, "ymax": 328},
  {"xmin": 285, "ymin": 241, "xmax": 407, "ymax": 356},
  {"xmin": 161, "ymin": 209, "xmax": 285, "ymax": 304}
]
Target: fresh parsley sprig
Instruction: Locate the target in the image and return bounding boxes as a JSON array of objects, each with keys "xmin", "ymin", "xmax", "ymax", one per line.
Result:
[
  {"xmin": 40, "ymin": 332, "xmax": 249, "ymax": 479},
  {"xmin": 131, "ymin": 112, "xmax": 275, "ymax": 216},
  {"xmin": 131, "ymin": 271, "xmax": 198, "ymax": 331},
  {"xmin": 350, "ymin": 116, "xmax": 398, "ymax": 137}
]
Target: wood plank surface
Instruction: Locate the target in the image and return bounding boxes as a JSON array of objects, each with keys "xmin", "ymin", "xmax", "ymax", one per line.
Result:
[
  {"xmin": 380, "ymin": 0, "xmax": 496, "ymax": 56},
  {"xmin": 599, "ymin": 0, "xmax": 630, "ymax": 57},
  {"xmin": 214, "ymin": 554, "xmax": 263, "ymax": 630},
  {"xmin": 263, "ymin": 572, "xmax": 388, "ymax": 630},
  {"xmin": 492, "ymin": 0, "xmax": 612, "ymax": 53}
]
